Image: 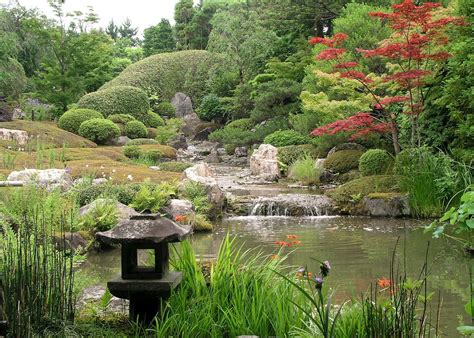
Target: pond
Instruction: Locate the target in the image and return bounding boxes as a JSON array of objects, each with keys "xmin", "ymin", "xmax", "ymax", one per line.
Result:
[{"xmin": 82, "ymin": 215, "xmax": 470, "ymax": 336}]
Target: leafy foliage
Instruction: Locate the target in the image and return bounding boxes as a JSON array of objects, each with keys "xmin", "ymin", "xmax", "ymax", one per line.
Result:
[
  {"xmin": 197, "ymin": 94, "xmax": 227, "ymax": 121},
  {"xmin": 263, "ymin": 130, "xmax": 310, "ymax": 147},
  {"xmin": 358, "ymin": 149, "xmax": 392, "ymax": 176},
  {"xmin": 288, "ymin": 155, "xmax": 322, "ymax": 185},
  {"xmin": 58, "ymin": 108, "xmax": 104, "ymax": 134},
  {"xmin": 129, "ymin": 181, "xmax": 177, "ymax": 213},
  {"xmin": 78, "ymin": 199, "xmax": 119, "ymax": 233},
  {"xmin": 107, "ymin": 113, "xmax": 136, "ymax": 124},
  {"xmin": 180, "ymin": 180, "xmax": 211, "ymax": 214},
  {"xmin": 125, "ymin": 120, "xmax": 148, "ymax": 139},
  {"xmin": 143, "ymin": 19, "xmax": 176, "ymax": 56},
  {"xmin": 143, "ymin": 111, "xmax": 165, "ymax": 128},
  {"xmin": 324, "ymin": 150, "xmax": 364, "ymax": 174},
  {"xmin": 78, "ymin": 118, "xmax": 121, "ymax": 144}
]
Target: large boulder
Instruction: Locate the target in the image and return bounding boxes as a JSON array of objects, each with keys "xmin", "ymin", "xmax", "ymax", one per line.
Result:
[
  {"xmin": 110, "ymin": 135, "xmax": 131, "ymax": 146},
  {"xmin": 171, "ymin": 92, "xmax": 194, "ymax": 118},
  {"xmin": 250, "ymin": 144, "xmax": 280, "ymax": 181},
  {"xmin": 53, "ymin": 232, "xmax": 88, "ymax": 252},
  {"xmin": 183, "ymin": 163, "xmax": 225, "ymax": 212},
  {"xmin": 362, "ymin": 193, "xmax": 411, "ymax": 217},
  {"xmin": 166, "ymin": 199, "xmax": 194, "ymax": 219},
  {"xmin": 7, "ymin": 168, "xmax": 72, "ymax": 189},
  {"xmin": 79, "ymin": 199, "xmax": 139, "ymax": 222},
  {"xmin": 168, "ymin": 133, "xmax": 188, "ymax": 150},
  {"xmin": 0, "ymin": 128, "xmax": 28, "ymax": 146}
]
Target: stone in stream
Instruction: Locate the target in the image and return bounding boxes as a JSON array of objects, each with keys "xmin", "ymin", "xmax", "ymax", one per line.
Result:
[
  {"xmin": 362, "ymin": 193, "xmax": 411, "ymax": 217},
  {"xmin": 77, "ymin": 285, "xmax": 128, "ymax": 314},
  {"xmin": 234, "ymin": 147, "xmax": 248, "ymax": 157},
  {"xmin": 249, "ymin": 144, "xmax": 280, "ymax": 181},
  {"xmin": 168, "ymin": 133, "xmax": 187, "ymax": 150}
]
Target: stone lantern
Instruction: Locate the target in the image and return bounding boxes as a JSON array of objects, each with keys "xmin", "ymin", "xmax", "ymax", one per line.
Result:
[{"xmin": 96, "ymin": 214, "xmax": 192, "ymax": 323}]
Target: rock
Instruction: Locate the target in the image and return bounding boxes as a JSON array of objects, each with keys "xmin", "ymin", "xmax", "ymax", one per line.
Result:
[
  {"xmin": 12, "ymin": 108, "xmax": 25, "ymax": 120},
  {"xmin": 92, "ymin": 178, "xmax": 108, "ymax": 185},
  {"xmin": 166, "ymin": 199, "xmax": 194, "ymax": 218},
  {"xmin": 0, "ymin": 128, "xmax": 29, "ymax": 146},
  {"xmin": 234, "ymin": 147, "xmax": 248, "ymax": 157},
  {"xmin": 0, "ymin": 97, "xmax": 13, "ymax": 122},
  {"xmin": 249, "ymin": 144, "xmax": 280, "ymax": 181},
  {"xmin": 327, "ymin": 143, "xmax": 365, "ymax": 156},
  {"xmin": 183, "ymin": 163, "xmax": 226, "ymax": 211},
  {"xmin": 110, "ymin": 136, "xmax": 130, "ymax": 146},
  {"xmin": 205, "ymin": 150, "xmax": 221, "ymax": 164},
  {"xmin": 181, "ymin": 113, "xmax": 202, "ymax": 137},
  {"xmin": 319, "ymin": 170, "xmax": 336, "ymax": 183},
  {"xmin": 168, "ymin": 133, "xmax": 187, "ymax": 150},
  {"xmin": 193, "ymin": 124, "xmax": 219, "ymax": 141},
  {"xmin": 171, "ymin": 92, "xmax": 194, "ymax": 118},
  {"xmin": 77, "ymin": 285, "xmax": 128, "ymax": 314},
  {"xmin": 53, "ymin": 232, "xmax": 88, "ymax": 252},
  {"xmin": 363, "ymin": 193, "xmax": 411, "ymax": 217},
  {"xmin": 149, "ymin": 166, "xmax": 161, "ymax": 170},
  {"xmin": 79, "ymin": 199, "xmax": 139, "ymax": 222},
  {"xmin": 315, "ymin": 158, "xmax": 326, "ymax": 169},
  {"xmin": 7, "ymin": 168, "xmax": 72, "ymax": 189}
]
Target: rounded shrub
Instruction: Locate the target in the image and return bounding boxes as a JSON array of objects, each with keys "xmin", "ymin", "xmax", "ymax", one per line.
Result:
[
  {"xmin": 78, "ymin": 118, "xmax": 121, "ymax": 145},
  {"xmin": 197, "ymin": 94, "xmax": 226, "ymax": 121},
  {"xmin": 145, "ymin": 150, "xmax": 163, "ymax": 162},
  {"xmin": 107, "ymin": 114, "xmax": 136, "ymax": 124},
  {"xmin": 143, "ymin": 110, "xmax": 165, "ymax": 128},
  {"xmin": 125, "ymin": 120, "xmax": 148, "ymax": 139},
  {"xmin": 359, "ymin": 149, "xmax": 392, "ymax": 176},
  {"xmin": 324, "ymin": 150, "xmax": 364, "ymax": 174},
  {"xmin": 123, "ymin": 145, "xmax": 142, "ymax": 159},
  {"xmin": 156, "ymin": 102, "xmax": 176, "ymax": 117},
  {"xmin": 278, "ymin": 144, "xmax": 322, "ymax": 168},
  {"xmin": 58, "ymin": 108, "xmax": 104, "ymax": 134},
  {"xmin": 263, "ymin": 130, "xmax": 310, "ymax": 147},
  {"xmin": 226, "ymin": 118, "xmax": 253, "ymax": 130},
  {"xmin": 78, "ymin": 85, "xmax": 150, "ymax": 120}
]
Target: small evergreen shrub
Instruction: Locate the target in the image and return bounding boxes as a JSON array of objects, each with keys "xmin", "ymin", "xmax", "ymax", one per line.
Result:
[
  {"xmin": 224, "ymin": 144, "xmax": 237, "ymax": 155},
  {"xmin": 264, "ymin": 130, "xmax": 310, "ymax": 147},
  {"xmin": 278, "ymin": 144, "xmax": 322, "ymax": 168},
  {"xmin": 197, "ymin": 94, "xmax": 226, "ymax": 121},
  {"xmin": 78, "ymin": 85, "xmax": 150, "ymax": 120},
  {"xmin": 126, "ymin": 138, "xmax": 158, "ymax": 146},
  {"xmin": 78, "ymin": 118, "xmax": 121, "ymax": 144},
  {"xmin": 58, "ymin": 108, "xmax": 104, "ymax": 134},
  {"xmin": 359, "ymin": 149, "xmax": 392, "ymax": 176},
  {"xmin": 226, "ymin": 118, "xmax": 253, "ymax": 130},
  {"xmin": 324, "ymin": 150, "xmax": 364, "ymax": 174},
  {"xmin": 123, "ymin": 145, "xmax": 142, "ymax": 159},
  {"xmin": 180, "ymin": 181, "xmax": 211, "ymax": 214},
  {"xmin": 125, "ymin": 120, "xmax": 148, "ymax": 139},
  {"xmin": 107, "ymin": 114, "xmax": 136, "ymax": 124},
  {"xmin": 143, "ymin": 110, "xmax": 165, "ymax": 128},
  {"xmin": 156, "ymin": 102, "xmax": 176, "ymax": 117},
  {"xmin": 159, "ymin": 161, "xmax": 192, "ymax": 172},
  {"xmin": 209, "ymin": 128, "xmax": 258, "ymax": 147},
  {"xmin": 73, "ymin": 183, "xmax": 142, "ymax": 206},
  {"xmin": 146, "ymin": 150, "xmax": 163, "ymax": 163}
]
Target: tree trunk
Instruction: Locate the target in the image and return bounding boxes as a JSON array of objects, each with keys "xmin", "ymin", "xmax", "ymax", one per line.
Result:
[{"xmin": 390, "ymin": 114, "xmax": 401, "ymax": 154}]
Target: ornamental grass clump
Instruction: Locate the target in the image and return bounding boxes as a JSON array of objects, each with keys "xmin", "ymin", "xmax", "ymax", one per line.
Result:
[{"xmin": 288, "ymin": 155, "xmax": 322, "ymax": 185}]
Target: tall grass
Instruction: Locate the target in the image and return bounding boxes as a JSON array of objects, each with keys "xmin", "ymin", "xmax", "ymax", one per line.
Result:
[
  {"xmin": 153, "ymin": 236, "xmax": 306, "ymax": 337},
  {"xmin": 288, "ymin": 154, "xmax": 322, "ymax": 185},
  {"xmin": 0, "ymin": 211, "xmax": 75, "ymax": 337}
]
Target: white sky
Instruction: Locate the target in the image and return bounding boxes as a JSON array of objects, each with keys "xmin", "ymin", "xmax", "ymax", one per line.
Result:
[{"xmin": 0, "ymin": 0, "xmax": 192, "ymax": 36}]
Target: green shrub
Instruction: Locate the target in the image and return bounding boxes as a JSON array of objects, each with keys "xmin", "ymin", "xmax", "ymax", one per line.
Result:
[
  {"xmin": 125, "ymin": 120, "xmax": 148, "ymax": 139},
  {"xmin": 107, "ymin": 114, "xmax": 136, "ymax": 124},
  {"xmin": 58, "ymin": 108, "xmax": 104, "ymax": 134},
  {"xmin": 288, "ymin": 155, "xmax": 322, "ymax": 185},
  {"xmin": 123, "ymin": 145, "xmax": 142, "ymax": 159},
  {"xmin": 101, "ymin": 50, "xmax": 221, "ymax": 105},
  {"xmin": 226, "ymin": 118, "xmax": 253, "ymax": 130},
  {"xmin": 264, "ymin": 130, "xmax": 310, "ymax": 147},
  {"xmin": 129, "ymin": 181, "xmax": 177, "ymax": 213},
  {"xmin": 73, "ymin": 183, "xmax": 142, "ymax": 206},
  {"xmin": 209, "ymin": 127, "xmax": 258, "ymax": 147},
  {"xmin": 359, "ymin": 149, "xmax": 392, "ymax": 176},
  {"xmin": 277, "ymin": 144, "xmax": 322, "ymax": 168},
  {"xmin": 197, "ymin": 94, "xmax": 226, "ymax": 121},
  {"xmin": 145, "ymin": 150, "xmax": 163, "ymax": 163},
  {"xmin": 78, "ymin": 85, "xmax": 150, "ymax": 120},
  {"xmin": 126, "ymin": 138, "xmax": 158, "ymax": 146},
  {"xmin": 77, "ymin": 200, "xmax": 119, "ymax": 233},
  {"xmin": 159, "ymin": 161, "xmax": 192, "ymax": 172},
  {"xmin": 143, "ymin": 110, "xmax": 165, "ymax": 128},
  {"xmin": 224, "ymin": 144, "xmax": 237, "ymax": 155},
  {"xmin": 156, "ymin": 102, "xmax": 176, "ymax": 117},
  {"xmin": 78, "ymin": 118, "xmax": 121, "ymax": 145},
  {"xmin": 324, "ymin": 150, "xmax": 364, "ymax": 174},
  {"xmin": 180, "ymin": 181, "xmax": 211, "ymax": 214},
  {"xmin": 188, "ymin": 213, "xmax": 213, "ymax": 231},
  {"xmin": 155, "ymin": 118, "xmax": 184, "ymax": 145}
]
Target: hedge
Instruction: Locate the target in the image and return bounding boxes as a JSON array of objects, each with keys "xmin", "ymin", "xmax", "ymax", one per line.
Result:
[
  {"xmin": 100, "ymin": 50, "xmax": 222, "ymax": 105},
  {"xmin": 78, "ymin": 118, "xmax": 121, "ymax": 144},
  {"xmin": 78, "ymin": 85, "xmax": 150, "ymax": 120},
  {"xmin": 324, "ymin": 150, "xmax": 364, "ymax": 174},
  {"xmin": 58, "ymin": 108, "xmax": 104, "ymax": 134}
]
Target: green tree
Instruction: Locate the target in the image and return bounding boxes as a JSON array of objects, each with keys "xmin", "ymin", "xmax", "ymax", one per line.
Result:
[
  {"xmin": 174, "ymin": 0, "xmax": 196, "ymax": 50},
  {"xmin": 143, "ymin": 19, "xmax": 176, "ymax": 56},
  {"xmin": 118, "ymin": 18, "xmax": 138, "ymax": 45},
  {"xmin": 105, "ymin": 19, "xmax": 119, "ymax": 41}
]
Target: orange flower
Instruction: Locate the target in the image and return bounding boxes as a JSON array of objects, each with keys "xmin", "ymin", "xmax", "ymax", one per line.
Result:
[
  {"xmin": 175, "ymin": 215, "xmax": 187, "ymax": 222},
  {"xmin": 377, "ymin": 278, "xmax": 391, "ymax": 289},
  {"xmin": 275, "ymin": 241, "xmax": 290, "ymax": 247},
  {"xmin": 291, "ymin": 240, "xmax": 301, "ymax": 246},
  {"xmin": 287, "ymin": 234, "xmax": 298, "ymax": 239}
]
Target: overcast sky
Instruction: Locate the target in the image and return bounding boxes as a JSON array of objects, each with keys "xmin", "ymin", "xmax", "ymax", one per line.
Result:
[{"xmin": 0, "ymin": 0, "xmax": 188, "ymax": 35}]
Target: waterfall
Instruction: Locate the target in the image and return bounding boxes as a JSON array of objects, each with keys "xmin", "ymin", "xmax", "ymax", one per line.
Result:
[{"xmin": 249, "ymin": 194, "xmax": 334, "ymax": 217}]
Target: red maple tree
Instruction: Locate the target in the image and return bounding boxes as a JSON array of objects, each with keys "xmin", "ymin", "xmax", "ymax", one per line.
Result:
[{"xmin": 308, "ymin": 0, "xmax": 464, "ymax": 153}]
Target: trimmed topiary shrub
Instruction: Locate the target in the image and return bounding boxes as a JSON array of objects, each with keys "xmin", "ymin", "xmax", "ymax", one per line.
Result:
[
  {"xmin": 324, "ymin": 150, "xmax": 364, "ymax": 174},
  {"xmin": 156, "ymin": 102, "xmax": 176, "ymax": 117},
  {"xmin": 143, "ymin": 110, "xmax": 165, "ymax": 128},
  {"xmin": 263, "ymin": 130, "xmax": 311, "ymax": 147},
  {"xmin": 78, "ymin": 85, "xmax": 150, "ymax": 120},
  {"xmin": 58, "ymin": 108, "xmax": 104, "ymax": 134},
  {"xmin": 107, "ymin": 114, "xmax": 136, "ymax": 124},
  {"xmin": 78, "ymin": 118, "xmax": 121, "ymax": 145},
  {"xmin": 100, "ymin": 50, "xmax": 221, "ymax": 105},
  {"xmin": 359, "ymin": 149, "xmax": 392, "ymax": 176},
  {"xmin": 125, "ymin": 120, "xmax": 148, "ymax": 139}
]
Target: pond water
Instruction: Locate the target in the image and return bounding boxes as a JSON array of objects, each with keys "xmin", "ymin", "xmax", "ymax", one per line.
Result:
[{"xmin": 82, "ymin": 215, "xmax": 471, "ymax": 336}]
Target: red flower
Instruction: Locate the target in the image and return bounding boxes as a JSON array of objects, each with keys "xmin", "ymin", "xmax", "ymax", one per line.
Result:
[
  {"xmin": 175, "ymin": 215, "xmax": 187, "ymax": 222},
  {"xmin": 291, "ymin": 240, "xmax": 301, "ymax": 246},
  {"xmin": 275, "ymin": 241, "xmax": 291, "ymax": 247},
  {"xmin": 286, "ymin": 234, "xmax": 298, "ymax": 239},
  {"xmin": 377, "ymin": 278, "xmax": 392, "ymax": 289}
]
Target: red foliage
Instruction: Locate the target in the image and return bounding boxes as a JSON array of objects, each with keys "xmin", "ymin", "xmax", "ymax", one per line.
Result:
[
  {"xmin": 316, "ymin": 48, "xmax": 346, "ymax": 60},
  {"xmin": 309, "ymin": 33, "xmax": 348, "ymax": 47},
  {"xmin": 333, "ymin": 61, "xmax": 359, "ymax": 70},
  {"xmin": 310, "ymin": 112, "xmax": 392, "ymax": 140},
  {"xmin": 340, "ymin": 70, "xmax": 372, "ymax": 83},
  {"xmin": 379, "ymin": 96, "xmax": 410, "ymax": 105}
]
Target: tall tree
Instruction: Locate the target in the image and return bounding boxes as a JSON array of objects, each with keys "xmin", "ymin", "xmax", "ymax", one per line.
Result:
[
  {"xmin": 174, "ymin": 0, "xmax": 196, "ymax": 50},
  {"xmin": 143, "ymin": 19, "xmax": 175, "ymax": 56},
  {"xmin": 118, "ymin": 18, "xmax": 138, "ymax": 45},
  {"xmin": 105, "ymin": 19, "xmax": 119, "ymax": 41}
]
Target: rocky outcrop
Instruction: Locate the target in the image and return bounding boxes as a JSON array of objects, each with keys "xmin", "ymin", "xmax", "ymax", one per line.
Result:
[
  {"xmin": 171, "ymin": 92, "xmax": 194, "ymax": 118},
  {"xmin": 79, "ymin": 199, "xmax": 139, "ymax": 222},
  {"xmin": 250, "ymin": 144, "xmax": 279, "ymax": 181},
  {"xmin": 7, "ymin": 168, "xmax": 72, "ymax": 189},
  {"xmin": 0, "ymin": 128, "xmax": 28, "ymax": 146},
  {"xmin": 205, "ymin": 150, "xmax": 221, "ymax": 164},
  {"xmin": 362, "ymin": 193, "xmax": 410, "ymax": 217},
  {"xmin": 183, "ymin": 163, "xmax": 225, "ymax": 212}
]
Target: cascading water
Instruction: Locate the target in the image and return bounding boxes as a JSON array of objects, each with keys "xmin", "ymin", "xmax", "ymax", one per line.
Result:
[{"xmin": 249, "ymin": 194, "xmax": 334, "ymax": 216}]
